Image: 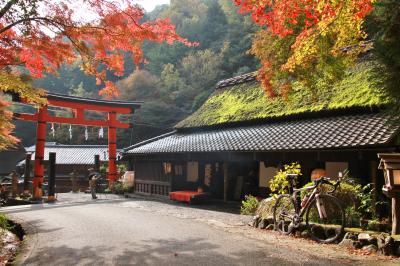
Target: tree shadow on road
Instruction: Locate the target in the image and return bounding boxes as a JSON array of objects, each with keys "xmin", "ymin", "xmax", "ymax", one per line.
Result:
[
  {"xmin": 128, "ymin": 196, "xmax": 241, "ymax": 215},
  {"xmin": 1, "ymin": 197, "xmax": 124, "ymax": 215},
  {"xmin": 24, "ymin": 219, "xmax": 63, "ymax": 234},
  {"xmin": 22, "ymin": 236, "xmax": 328, "ymax": 266}
]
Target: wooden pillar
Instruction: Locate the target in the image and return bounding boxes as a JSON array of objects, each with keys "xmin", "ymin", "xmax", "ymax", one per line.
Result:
[
  {"xmin": 128, "ymin": 158, "xmax": 134, "ymax": 171},
  {"xmin": 23, "ymin": 153, "xmax": 31, "ymax": 195},
  {"xmin": 108, "ymin": 112, "xmax": 117, "ymax": 187},
  {"xmin": 370, "ymin": 161, "xmax": 378, "ymax": 215},
  {"xmin": 170, "ymin": 162, "xmax": 175, "ymax": 192},
  {"xmin": 94, "ymin": 155, "xmax": 100, "ymax": 172},
  {"xmin": 392, "ymin": 195, "xmax": 400, "ymax": 235},
  {"xmin": 223, "ymin": 162, "xmax": 228, "ymax": 202},
  {"xmin": 11, "ymin": 171, "xmax": 18, "ymax": 198},
  {"xmin": 33, "ymin": 107, "xmax": 47, "ymax": 200},
  {"xmin": 47, "ymin": 152, "xmax": 56, "ymax": 202}
]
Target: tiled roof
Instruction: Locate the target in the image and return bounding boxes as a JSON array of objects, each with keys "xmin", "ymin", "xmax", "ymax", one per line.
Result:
[
  {"xmin": 25, "ymin": 143, "xmax": 115, "ymax": 165},
  {"xmin": 125, "ymin": 113, "xmax": 399, "ymax": 155},
  {"xmin": 215, "ymin": 72, "xmax": 256, "ymax": 89}
]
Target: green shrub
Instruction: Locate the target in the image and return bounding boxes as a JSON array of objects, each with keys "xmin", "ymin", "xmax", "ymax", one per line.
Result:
[
  {"xmin": 345, "ymin": 206, "xmax": 362, "ymax": 228},
  {"xmin": 367, "ymin": 219, "xmax": 380, "ymax": 231},
  {"xmin": 357, "ymin": 183, "xmax": 376, "ymax": 219},
  {"xmin": 122, "ymin": 184, "xmax": 132, "ymax": 193},
  {"xmin": 112, "ymin": 182, "xmax": 124, "ymax": 194},
  {"xmin": 0, "ymin": 214, "xmax": 12, "ymax": 231},
  {"xmin": 269, "ymin": 163, "xmax": 302, "ymax": 196},
  {"xmin": 240, "ymin": 195, "xmax": 260, "ymax": 215},
  {"xmin": 112, "ymin": 182, "xmax": 132, "ymax": 194},
  {"xmin": 117, "ymin": 164, "xmax": 127, "ymax": 175},
  {"xmin": 99, "ymin": 165, "xmax": 108, "ymax": 175}
]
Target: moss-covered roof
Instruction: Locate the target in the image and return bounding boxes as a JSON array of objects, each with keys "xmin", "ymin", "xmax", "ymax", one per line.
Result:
[{"xmin": 176, "ymin": 61, "xmax": 391, "ymax": 129}]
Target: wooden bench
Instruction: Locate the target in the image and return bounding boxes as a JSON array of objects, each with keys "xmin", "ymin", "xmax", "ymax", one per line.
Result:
[{"xmin": 169, "ymin": 190, "xmax": 209, "ymax": 204}]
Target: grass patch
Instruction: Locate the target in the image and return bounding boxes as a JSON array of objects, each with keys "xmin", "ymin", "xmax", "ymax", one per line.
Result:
[{"xmin": 0, "ymin": 214, "xmax": 13, "ymax": 232}]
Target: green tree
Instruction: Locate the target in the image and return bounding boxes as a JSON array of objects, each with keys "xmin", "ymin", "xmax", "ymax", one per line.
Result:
[
  {"xmin": 70, "ymin": 82, "xmax": 93, "ymax": 98},
  {"xmin": 180, "ymin": 49, "xmax": 224, "ymax": 91},
  {"xmin": 117, "ymin": 70, "xmax": 160, "ymax": 101},
  {"xmin": 160, "ymin": 64, "xmax": 188, "ymax": 103},
  {"xmin": 170, "ymin": 49, "xmax": 225, "ymax": 111},
  {"xmin": 366, "ymin": 1, "xmax": 400, "ymax": 111},
  {"xmin": 218, "ymin": 0, "xmax": 259, "ymax": 75}
]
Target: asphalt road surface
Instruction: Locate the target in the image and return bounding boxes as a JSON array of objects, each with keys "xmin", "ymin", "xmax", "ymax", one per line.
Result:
[{"xmin": 1, "ymin": 193, "xmax": 397, "ymax": 266}]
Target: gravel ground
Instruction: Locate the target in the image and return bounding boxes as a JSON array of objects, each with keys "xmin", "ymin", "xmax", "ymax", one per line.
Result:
[
  {"xmin": 0, "ymin": 228, "xmax": 20, "ymax": 265},
  {"xmin": 1, "ymin": 192, "xmax": 399, "ymax": 266}
]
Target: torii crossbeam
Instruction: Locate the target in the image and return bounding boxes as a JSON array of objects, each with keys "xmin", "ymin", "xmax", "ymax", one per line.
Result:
[{"xmin": 11, "ymin": 92, "xmax": 142, "ymax": 199}]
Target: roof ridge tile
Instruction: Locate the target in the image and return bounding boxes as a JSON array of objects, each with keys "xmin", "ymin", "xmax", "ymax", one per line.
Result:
[{"xmin": 215, "ymin": 72, "xmax": 257, "ymax": 90}]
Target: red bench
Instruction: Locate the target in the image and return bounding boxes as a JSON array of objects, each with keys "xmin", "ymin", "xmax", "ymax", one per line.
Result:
[{"xmin": 169, "ymin": 191, "xmax": 207, "ymax": 204}]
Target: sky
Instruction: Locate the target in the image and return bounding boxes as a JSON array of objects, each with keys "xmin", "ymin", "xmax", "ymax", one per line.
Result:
[{"xmin": 133, "ymin": 0, "xmax": 171, "ymax": 12}]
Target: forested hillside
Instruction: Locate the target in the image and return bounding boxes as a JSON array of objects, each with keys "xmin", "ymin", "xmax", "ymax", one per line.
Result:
[{"xmin": 14, "ymin": 0, "xmax": 259, "ymax": 148}]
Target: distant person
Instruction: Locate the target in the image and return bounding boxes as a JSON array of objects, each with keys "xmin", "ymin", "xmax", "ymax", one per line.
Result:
[
  {"xmin": 0, "ymin": 183, "xmax": 8, "ymax": 202},
  {"xmin": 69, "ymin": 169, "xmax": 79, "ymax": 193},
  {"xmin": 88, "ymin": 168, "xmax": 99, "ymax": 199}
]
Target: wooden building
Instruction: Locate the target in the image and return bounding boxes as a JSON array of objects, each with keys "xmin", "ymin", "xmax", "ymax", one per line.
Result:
[
  {"xmin": 19, "ymin": 142, "xmax": 113, "ymax": 192},
  {"xmin": 121, "ymin": 72, "xmax": 400, "ymax": 201}
]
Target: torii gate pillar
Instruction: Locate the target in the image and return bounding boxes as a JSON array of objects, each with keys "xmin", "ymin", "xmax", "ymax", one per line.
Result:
[
  {"xmin": 33, "ymin": 107, "xmax": 47, "ymax": 199},
  {"xmin": 11, "ymin": 92, "xmax": 142, "ymax": 200},
  {"xmin": 108, "ymin": 112, "xmax": 117, "ymax": 186}
]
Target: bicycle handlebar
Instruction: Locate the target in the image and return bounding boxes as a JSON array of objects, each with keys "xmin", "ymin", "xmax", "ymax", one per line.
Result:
[{"xmin": 314, "ymin": 176, "xmax": 341, "ymax": 193}]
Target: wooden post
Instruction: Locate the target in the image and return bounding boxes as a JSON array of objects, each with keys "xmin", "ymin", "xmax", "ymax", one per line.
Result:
[
  {"xmin": 11, "ymin": 171, "xmax": 18, "ymax": 198},
  {"xmin": 23, "ymin": 153, "xmax": 31, "ymax": 195},
  {"xmin": 94, "ymin": 155, "xmax": 100, "ymax": 172},
  {"xmin": 108, "ymin": 112, "xmax": 117, "ymax": 187},
  {"xmin": 47, "ymin": 152, "xmax": 56, "ymax": 202},
  {"xmin": 392, "ymin": 195, "xmax": 400, "ymax": 235},
  {"xmin": 223, "ymin": 162, "xmax": 228, "ymax": 202},
  {"xmin": 33, "ymin": 107, "xmax": 47, "ymax": 200},
  {"xmin": 370, "ymin": 161, "xmax": 378, "ymax": 215}
]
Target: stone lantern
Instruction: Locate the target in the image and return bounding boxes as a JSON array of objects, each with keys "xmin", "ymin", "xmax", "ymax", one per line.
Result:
[{"xmin": 378, "ymin": 153, "xmax": 400, "ymax": 235}]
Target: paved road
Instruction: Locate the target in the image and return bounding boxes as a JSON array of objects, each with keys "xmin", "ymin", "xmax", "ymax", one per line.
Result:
[{"xmin": 0, "ymin": 193, "xmax": 396, "ymax": 266}]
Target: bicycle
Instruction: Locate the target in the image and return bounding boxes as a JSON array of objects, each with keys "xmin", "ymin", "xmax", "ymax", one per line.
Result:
[{"xmin": 273, "ymin": 170, "xmax": 348, "ymax": 243}]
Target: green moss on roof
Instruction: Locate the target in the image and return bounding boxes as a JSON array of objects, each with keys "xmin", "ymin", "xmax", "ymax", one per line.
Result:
[{"xmin": 176, "ymin": 61, "xmax": 391, "ymax": 129}]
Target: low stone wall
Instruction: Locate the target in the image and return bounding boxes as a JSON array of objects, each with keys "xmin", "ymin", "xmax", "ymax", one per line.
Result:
[
  {"xmin": 250, "ymin": 197, "xmax": 400, "ymax": 257},
  {"xmin": 338, "ymin": 232, "xmax": 400, "ymax": 256}
]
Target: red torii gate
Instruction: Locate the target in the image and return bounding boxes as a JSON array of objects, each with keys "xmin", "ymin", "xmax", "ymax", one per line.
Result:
[{"xmin": 12, "ymin": 92, "xmax": 142, "ymax": 199}]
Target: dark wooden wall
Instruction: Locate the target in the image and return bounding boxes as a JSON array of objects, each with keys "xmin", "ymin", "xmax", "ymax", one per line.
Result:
[{"xmin": 128, "ymin": 147, "xmax": 394, "ymax": 200}]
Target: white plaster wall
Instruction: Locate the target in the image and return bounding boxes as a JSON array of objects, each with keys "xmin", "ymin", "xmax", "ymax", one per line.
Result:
[
  {"xmin": 259, "ymin": 162, "xmax": 277, "ymax": 188},
  {"xmin": 187, "ymin": 161, "xmax": 199, "ymax": 182}
]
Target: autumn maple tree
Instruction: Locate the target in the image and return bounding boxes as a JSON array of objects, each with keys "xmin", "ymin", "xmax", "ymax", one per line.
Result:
[
  {"xmin": 0, "ymin": 0, "xmax": 196, "ymax": 149},
  {"xmin": 234, "ymin": 0, "xmax": 374, "ymax": 96}
]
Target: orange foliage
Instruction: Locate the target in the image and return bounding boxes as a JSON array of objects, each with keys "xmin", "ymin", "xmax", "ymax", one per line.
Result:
[
  {"xmin": 0, "ymin": 0, "xmax": 197, "ymax": 98},
  {"xmin": 234, "ymin": 0, "xmax": 374, "ymax": 96},
  {"xmin": 0, "ymin": 0, "xmax": 197, "ymax": 149}
]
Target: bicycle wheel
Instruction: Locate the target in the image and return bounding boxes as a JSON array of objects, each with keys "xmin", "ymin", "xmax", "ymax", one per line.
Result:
[
  {"xmin": 273, "ymin": 194, "xmax": 296, "ymax": 235},
  {"xmin": 305, "ymin": 194, "xmax": 345, "ymax": 243}
]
